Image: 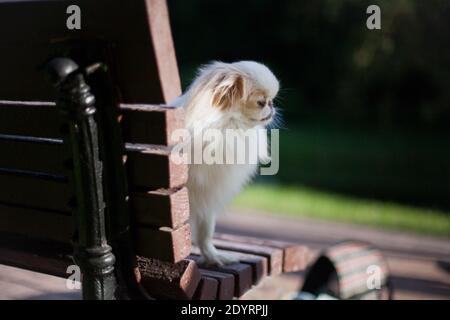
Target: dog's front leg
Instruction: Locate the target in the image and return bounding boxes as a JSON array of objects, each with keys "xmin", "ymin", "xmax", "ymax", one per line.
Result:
[{"xmin": 193, "ymin": 212, "xmax": 238, "ymax": 266}]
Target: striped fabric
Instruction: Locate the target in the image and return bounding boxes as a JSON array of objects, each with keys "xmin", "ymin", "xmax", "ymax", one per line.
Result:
[{"xmin": 301, "ymin": 240, "xmax": 392, "ymax": 300}]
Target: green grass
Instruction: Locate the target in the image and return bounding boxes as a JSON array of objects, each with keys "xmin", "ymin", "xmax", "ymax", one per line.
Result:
[{"xmin": 232, "ymin": 184, "xmax": 450, "ymax": 237}]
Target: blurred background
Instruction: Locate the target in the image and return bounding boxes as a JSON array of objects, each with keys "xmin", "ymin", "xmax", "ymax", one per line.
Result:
[
  {"xmin": 167, "ymin": 0, "xmax": 450, "ymax": 299},
  {"xmin": 168, "ymin": 0, "xmax": 450, "ymax": 237}
]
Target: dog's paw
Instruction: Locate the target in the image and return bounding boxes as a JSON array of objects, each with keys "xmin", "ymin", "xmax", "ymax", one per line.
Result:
[
  {"xmin": 202, "ymin": 252, "xmax": 239, "ymax": 266},
  {"xmin": 199, "ymin": 244, "xmax": 239, "ymax": 266}
]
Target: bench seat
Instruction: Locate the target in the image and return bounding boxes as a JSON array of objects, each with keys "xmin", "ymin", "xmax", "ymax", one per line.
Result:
[
  {"xmin": 0, "ymin": 232, "xmax": 308, "ymax": 300},
  {"xmin": 139, "ymin": 235, "xmax": 309, "ymax": 300}
]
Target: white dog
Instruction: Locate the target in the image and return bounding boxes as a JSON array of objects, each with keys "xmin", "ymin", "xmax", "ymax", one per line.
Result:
[{"xmin": 171, "ymin": 61, "xmax": 279, "ymax": 265}]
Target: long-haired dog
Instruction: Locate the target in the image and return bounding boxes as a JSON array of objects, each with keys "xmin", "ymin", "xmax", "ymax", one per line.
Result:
[{"xmin": 172, "ymin": 61, "xmax": 279, "ymax": 265}]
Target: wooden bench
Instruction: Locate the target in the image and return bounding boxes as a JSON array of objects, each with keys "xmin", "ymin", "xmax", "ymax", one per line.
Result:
[{"xmin": 0, "ymin": 0, "xmax": 308, "ymax": 300}]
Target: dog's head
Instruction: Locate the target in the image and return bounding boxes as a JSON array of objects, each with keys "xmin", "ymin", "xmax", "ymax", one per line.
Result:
[{"xmin": 188, "ymin": 61, "xmax": 279, "ymax": 127}]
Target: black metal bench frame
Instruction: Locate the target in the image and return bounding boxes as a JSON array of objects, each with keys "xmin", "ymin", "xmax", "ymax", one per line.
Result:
[{"xmin": 46, "ymin": 57, "xmax": 141, "ymax": 299}]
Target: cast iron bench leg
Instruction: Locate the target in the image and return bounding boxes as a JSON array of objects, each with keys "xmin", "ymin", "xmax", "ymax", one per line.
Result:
[{"xmin": 47, "ymin": 58, "xmax": 117, "ymax": 300}]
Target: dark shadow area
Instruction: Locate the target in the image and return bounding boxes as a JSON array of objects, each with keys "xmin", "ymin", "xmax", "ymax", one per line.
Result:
[{"xmin": 437, "ymin": 260, "xmax": 450, "ymax": 274}]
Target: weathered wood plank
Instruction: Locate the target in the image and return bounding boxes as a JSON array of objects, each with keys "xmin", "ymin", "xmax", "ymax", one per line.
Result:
[
  {"xmin": 0, "ymin": 138, "xmax": 67, "ymax": 175},
  {"xmin": 126, "ymin": 146, "xmax": 188, "ymax": 190},
  {"xmin": 189, "ymin": 254, "xmax": 252, "ymax": 297},
  {"xmin": 215, "ymin": 233, "xmax": 309, "ymax": 272},
  {"xmin": 0, "ymin": 138, "xmax": 187, "ymax": 191},
  {"xmin": 132, "ymin": 187, "xmax": 189, "ymax": 229},
  {"xmin": 216, "ymin": 250, "xmax": 268, "ymax": 285},
  {"xmin": 199, "ymin": 269, "xmax": 235, "ymax": 300},
  {"xmin": 193, "ymin": 276, "xmax": 218, "ymax": 300},
  {"xmin": 0, "ymin": 204, "xmax": 74, "ymax": 243},
  {"xmin": 0, "ymin": 101, "xmax": 62, "ymax": 138},
  {"xmin": 0, "ymin": 174, "xmax": 72, "ymax": 213},
  {"xmin": 0, "ymin": 205, "xmax": 191, "ymax": 263},
  {"xmin": 191, "ymin": 245, "xmax": 268, "ymax": 285},
  {"xmin": 0, "ymin": 175, "xmax": 188, "ymax": 229},
  {"xmin": 136, "ymin": 223, "xmax": 192, "ymax": 263},
  {"xmin": 212, "ymin": 239, "xmax": 283, "ymax": 276},
  {"xmin": 145, "ymin": 0, "xmax": 181, "ymax": 103},
  {"xmin": 0, "ymin": 233, "xmax": 73, "ymax": 278},
  {"xmin": 121, "ymin": 104, "xmax": 185, "ymax": 146},
  {"xmin": 137, "ymin": 257, "xmax": 200, "ymax": 300},
  {"xmin": 0, "ymin": 101, "xmax": 184, "ymax": 145}
]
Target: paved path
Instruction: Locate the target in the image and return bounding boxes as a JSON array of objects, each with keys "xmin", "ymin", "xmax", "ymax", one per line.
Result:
[
  {"xmin": 0, "ymin": 265, "xmax": 81, "ymax": 300},
  {"xmin": 218, "ymin": 209, "xmax": 450, "ymax": 300},
  {"xmin": 0, "ymin": 209, "xmax": 448, "ymax": 300}
]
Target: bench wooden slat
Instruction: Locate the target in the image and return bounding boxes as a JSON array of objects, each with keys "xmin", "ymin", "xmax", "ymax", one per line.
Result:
[
  {"xmin": 137, "ymin": 257, "xmax": 200, "ymax": 300},
  {"xmin": 190, "ymin": 246, "xmax": 268, "ymax": 286},
  {"xmin": 198, "ymin": 269, "xmax": 235, "ymax": 300},
  {"xmin": 193, "ymin": 276, "xmax": 219, "ymax": 300},
  {"xmin": 0, "ymin": 204, "xmax": 74, "ymax": 243},
  {"xmin": 121, "ymin": 104, "xmax": 185, "ymax": 146},
  {"xmin": 0, "ymin": 101, "xmax": 62, "ymax": 138},
  {"xmin": 136, "ymin": 223, "xmax": 192, "ymax": 263},
  {"xmin": 215, "ymin": 233, "xmax": 309, "ymax": 272},
  {"xmin": 189, "ymin": 255, "xmax": 252, "ymax": 297},
  {"xmin": 0, "ymin": 233, "xmax": 73, "ymax": 278},
  {"xmin": 0, "ymin": 138, "xmax": 67, "ymax": 175},
  {"xmin": 132, "ymin": 187, "xmax": 189, "ymax": 229},
  {"xmin": 0, "ymin": 175, "xmax": 189, "ymax": 229},
  {"xmin": 212, "ymin": 239, "xmax": 283, "ymax": 276},
  {"xmin": 0, "ymin": 101, "xmax": 184, "ymax": 145},
  {"xmin": 0, "ymin": 174, "xmax": 72, "ymax": 213},
  {"xmin": 0, "ymin": 137, "xmax": 67, "ymax": 176},
  {"xmin": 217, "ymin": 249, "xmax": 268, "ymax": 285},
  {"xmin": 0, "ymin": 137, "xmax": 186, "ymax": 190},
  {"xmin": 0, "ymin": 205, "xmax": 191, "ymax": 263},
  {"xmin": 126, "ymin": 148, "xmax": 187, "ymax": 190}
]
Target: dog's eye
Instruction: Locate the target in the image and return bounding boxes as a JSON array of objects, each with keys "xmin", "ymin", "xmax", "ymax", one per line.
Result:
[
  {"xmin": 268, "ymin": 100, "xmax": 273, "ymax": 107},
  {"xmin": 257, "ymin": 100, "xmax": 265, "ymax": 108}
]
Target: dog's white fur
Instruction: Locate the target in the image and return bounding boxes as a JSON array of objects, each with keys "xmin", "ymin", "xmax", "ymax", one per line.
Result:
[{"xmin": 171, "ymin": 61, "xmax": 279, "ymax": 265}]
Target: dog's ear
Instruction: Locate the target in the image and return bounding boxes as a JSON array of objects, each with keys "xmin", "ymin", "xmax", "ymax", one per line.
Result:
[{"xmin": 212, "ymin": 73, "xmax": 246, "ymax": 109}]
